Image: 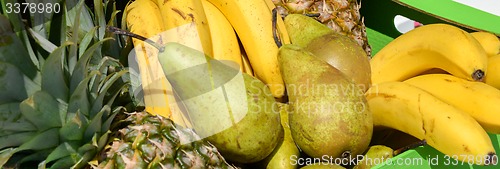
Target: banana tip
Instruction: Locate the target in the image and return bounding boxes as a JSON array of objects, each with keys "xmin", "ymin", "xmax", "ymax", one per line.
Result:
[
  {"xmin": 485, "ymin": 152, "xmax": 497, "ymax": 166},
  {"xmin": 472, "ymin": 69, "xmax": 485, "ymax": 81}
]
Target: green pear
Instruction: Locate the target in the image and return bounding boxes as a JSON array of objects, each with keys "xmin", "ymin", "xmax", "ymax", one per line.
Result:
[
  {"xmin": 262, "ymin": 103, "xmax": 301, "ymax": 169},
  {"xmin": 284, "ymin": 14, "xmax": 333, "ymax": 48},
  {"xmin": 157, "ymin": 42, "xmax": 283, "ymax": 163},
  {"xmin": 305, "ymin": 33, "xmax": 371, "ymax": 91},
  {"xmin": 284, "ymin": 14, "xmax": 371, "ymax": 91},
  {"xmin": 354, "ymin": 145, "xmax": 394, "ymax": 169},
  {"xmin": 278, "ymin": 44, "xmax": 372, "ymax": 160}
]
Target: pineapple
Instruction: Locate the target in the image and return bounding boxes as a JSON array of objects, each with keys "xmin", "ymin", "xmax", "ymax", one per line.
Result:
[
  {"xmin": 94, "ymin": 111, "xmax": 235, "ymax": 169},
  {"xmin": 273, "ymin": 0, "xmax": 372, "ymax": 56}
]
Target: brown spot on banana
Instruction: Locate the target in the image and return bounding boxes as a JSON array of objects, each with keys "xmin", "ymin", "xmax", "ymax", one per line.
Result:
[
  {"xmin": 171, "ymin": 8, "xmax": 187, "ymax": 20},
  {"xmin": 462, "ymin": 144, "xmax": 471, "ymax": 153}
]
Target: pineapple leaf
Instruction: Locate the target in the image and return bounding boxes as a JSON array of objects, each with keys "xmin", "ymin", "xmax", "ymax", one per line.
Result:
[
  {"xmin": 59, "ymin": 110, "xmax": 85, "ymax": 141},
  {"xmin": 66, "ymin": 0, "xmax": 94, "ymax": 36},
  {"xmin": 47, "ymin": 2, "xmax": 65, "ymax": 47},
  {"xmin": 103, "ymin": 9, "xmax": 122, "ymax": 58},
  {"xmin": 1, "ymin": 1, "xmax": 40, "ymax": 69},
  {"xmin": 102, "ymin": 102, "xmax": 125, "ymax": 134},
  {"xmin": 38, "ymin": 161, "xmax": 46, "ymax": 169},
  {"xmin": 0, "ymin": 122, "xmax": 36, "ymax": 133},
  {"xmin": 68, "ymin": 0, "xmax": 86, "ymax": 75},
  {"xmin": 17, "ymin": 128, "xmax": 59, "ymax": 152},
  {"xmin": 78, "ymin": 26, "xmax": 98, "ymax": 58},
  {"xmin": 44, "ymin": 142, "xmax": 77, "ymax": 165},
  {"xmin": 0, "ymin": 26, "xmax": 39, "ymax": 80},
  {"xmin": 128, "ymin": 50, "xmax": 146, "ymax": 106},
  {"xmin": 18, "ymin": 149, "xmax": 52, "ymax": 166},
  {"xmin": 90, "ymin": 67, "xmax": 128, "ymax": 117},
  {"xmin": 70, "ymin": 37, "xmax": 113, "ymax": 93},
  {"xmin": 50, "ymin": 156, "xmax": 76, "ymax": 169},
  {"xmin": 0, "ymin": 132, "xmax": 36, "ymax": 150},
  {"xmin": 68, "ymin": 70, "xmax": 99, "ymax": 116},
  {"xmin": 0, "ymin": 148, "xmax": 17, "ymax": 167},
  {"xmin": 41, "ymin": 41, "xmax": 73, "ymax": 102},
  {"xmin": 19, "ymin": 91, "xmax": 63, "ymax": 131},
  {"xmin": 0, "ymin": 62, "xmax": 35, "ymax": 104},
  {"xmin": 93, "ymin": 0, "xmax": 106, "ymax": 40},
  {"xmin": 27, "ymin": 27, "xmax": 57, "ymax": 53},
  {"xmin": 73, "ymin": 146, "xmax": 98, "ymax": 169},
  {"xmin": 97, "ymin": 131, "xmax": 111, "ymax": 151},
  {"xmin": 84, "ymin": 105, "xmax": 110, "ymax": 141},
  {"xmin": 0, "ymin": 102, "xmax": 22, "ymax": 124}
]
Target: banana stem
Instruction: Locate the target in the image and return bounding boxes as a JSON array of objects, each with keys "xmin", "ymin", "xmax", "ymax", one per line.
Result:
[
  {"xmin": 393, "ymin": 140, "xmax": 427, "ymax": 156},
  {"xmin": 272, "ymin": 8, "xmax": 282, "ymax": 48},
  {"xmin": 106, "ymin": 26, "xmax": 165, "ymax": 52}
]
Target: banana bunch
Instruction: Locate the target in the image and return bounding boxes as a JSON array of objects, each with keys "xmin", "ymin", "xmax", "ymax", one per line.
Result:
[
  {"xmin": 125, "ymin": 0, "xmax": 290, "ymax": 126},
  {"xmin": 368, "ymin": 24, "xmax": 500, "ymax": 165}
]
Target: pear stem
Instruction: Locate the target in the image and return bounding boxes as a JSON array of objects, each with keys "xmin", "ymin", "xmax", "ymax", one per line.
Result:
[
  {"xmin": 272, "ymin": 8, "xmax": 282, "ymax": 48},
  {"xmin": 106, "ymin": 26, "xmax": 165, "ymax": 52},
  {"xmin": 304, "ymin": 13, "xmax": 320, "ymax": 17},
  {"xmin": 393, "ymin": 140, "xmax": 427, "ymax": 156}
]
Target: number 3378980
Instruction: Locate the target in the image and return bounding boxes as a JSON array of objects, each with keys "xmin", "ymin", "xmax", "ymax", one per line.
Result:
[{"xmin": 5, "ymin": 3, "xmax": 61, "ymax": 14}]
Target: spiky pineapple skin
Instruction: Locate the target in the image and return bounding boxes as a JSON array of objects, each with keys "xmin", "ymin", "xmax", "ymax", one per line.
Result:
[
  {"xmin": 95, "ymin": 111, "xmax": 235, "ymax": 169},
  {"xmin": 274, "ymin": 0, "xmax": 371, "ymax": 56}
]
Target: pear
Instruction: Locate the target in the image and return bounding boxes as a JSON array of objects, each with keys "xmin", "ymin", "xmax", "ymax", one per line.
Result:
[
  {"xmin": 305, "ymin": 33, "xmax": 371, "ymax": 91},
  {"xmin": 354, "ymin": 145, "xmax": 394, "ymax": 169},
  {"xmin": 278, "ymin": 44, "xmax": 372, "ymax": 160},
  {"xmin": 262, "ymin": 103, "xmax": 301, "ymax": 169},
  {"xmin": 284, "ymin": 14, "xmax": 333, "ymax": 48},
  {"xmin": 157, "ymin": 42, "xmax": 283, "ymax": 163},
  {"xmin": 284, "ymin": 14, "xmax": 371, "ymax": 91}
]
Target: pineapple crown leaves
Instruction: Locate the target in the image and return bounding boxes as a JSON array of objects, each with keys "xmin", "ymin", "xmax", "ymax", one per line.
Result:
[
  {"xmin": 0, "ymin": 43, "xmax": 129, "ymax": 168},
  {"xmin": 0, "ymin": 0, "xmax": 131, "ymax": 168}
]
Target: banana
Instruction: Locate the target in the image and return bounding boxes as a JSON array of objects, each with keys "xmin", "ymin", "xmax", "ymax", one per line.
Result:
[
  {"xmin": 405, "ymin": 74, "xmax": 500, "ymax": 133},
  {"xmin": 152, "ymin": 0, "xmax": 213, "ymax": 56},
  {"xmin": 471, "ymin": 31, "xmax": 500, "ymax": 57},
  {"xmin": 126, "ymin": 0, "xmax": 190, "ymax": 127},
  {"xmin": 370, "ymin": 24, "xmax": 488, "ymax": 84},
  {"xmin": 201, "ymin": 0, "xmax": 243, "ymax": 71},
  {"xmin": 125, "ymin": 0, "xmax": 169, "ymax": 116},
  {"xmin": 241, "ymin": 50, "xmax": 255, "ymax": 76},
  {"xmin": 204, "ymin": 0, "xmax": 286, "ymax": 98},
  {"xmin": 485, "ymin": 54, "xmax": 500, "ymax": 89},
  {"xmin": 263, "ymin": 0, "xmax": 291, "ymax": 45},
  {"xmin": 366, "ymin": 82, "xmax": 496, "ymax": 165}
]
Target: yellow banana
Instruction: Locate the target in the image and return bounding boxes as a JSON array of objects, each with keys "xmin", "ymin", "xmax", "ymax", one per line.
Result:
[
  {"xmin": 370, "ymin": 24, "xmax": 488, "ymax": 84},
  {"xmin": 201, "ymin": 0, "xmax": 243, "ymax": 71},
  {"xmin": 126, "ymin": 0, "xmax": 190, "ymax": 127},
  {"xmin": 205, "ymin": 0, "xmax": 286, "ymax": 98},
  {"xmin": 405, "ymin": 74, "xmax": 500, "ymax": 133},
  {"xmin": 152, "ymin": 0, "xmax": 213, "ymax": 56},
  {"xmin": 366, "ymin": 82, "xmax": 495, "ymax": 165},
  {"xmin": 125, "ymin": 0, "xmax": 168, "ymax": 116},
  {"xmin": 470, "ymin": 31, "xmax": 500, "ymax": 57},
  {"xmin": 485, "ymin": 54, "xmax": 500, "ymax": 89},
  {"xmin": 241, "ymin": 50, "xmax": 255, "ymax": 76}
]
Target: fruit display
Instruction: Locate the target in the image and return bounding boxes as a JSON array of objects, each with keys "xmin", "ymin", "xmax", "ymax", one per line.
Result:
[{"xmin": 1, "ymin": 0, "xmax": 500, "ymax": 168}]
